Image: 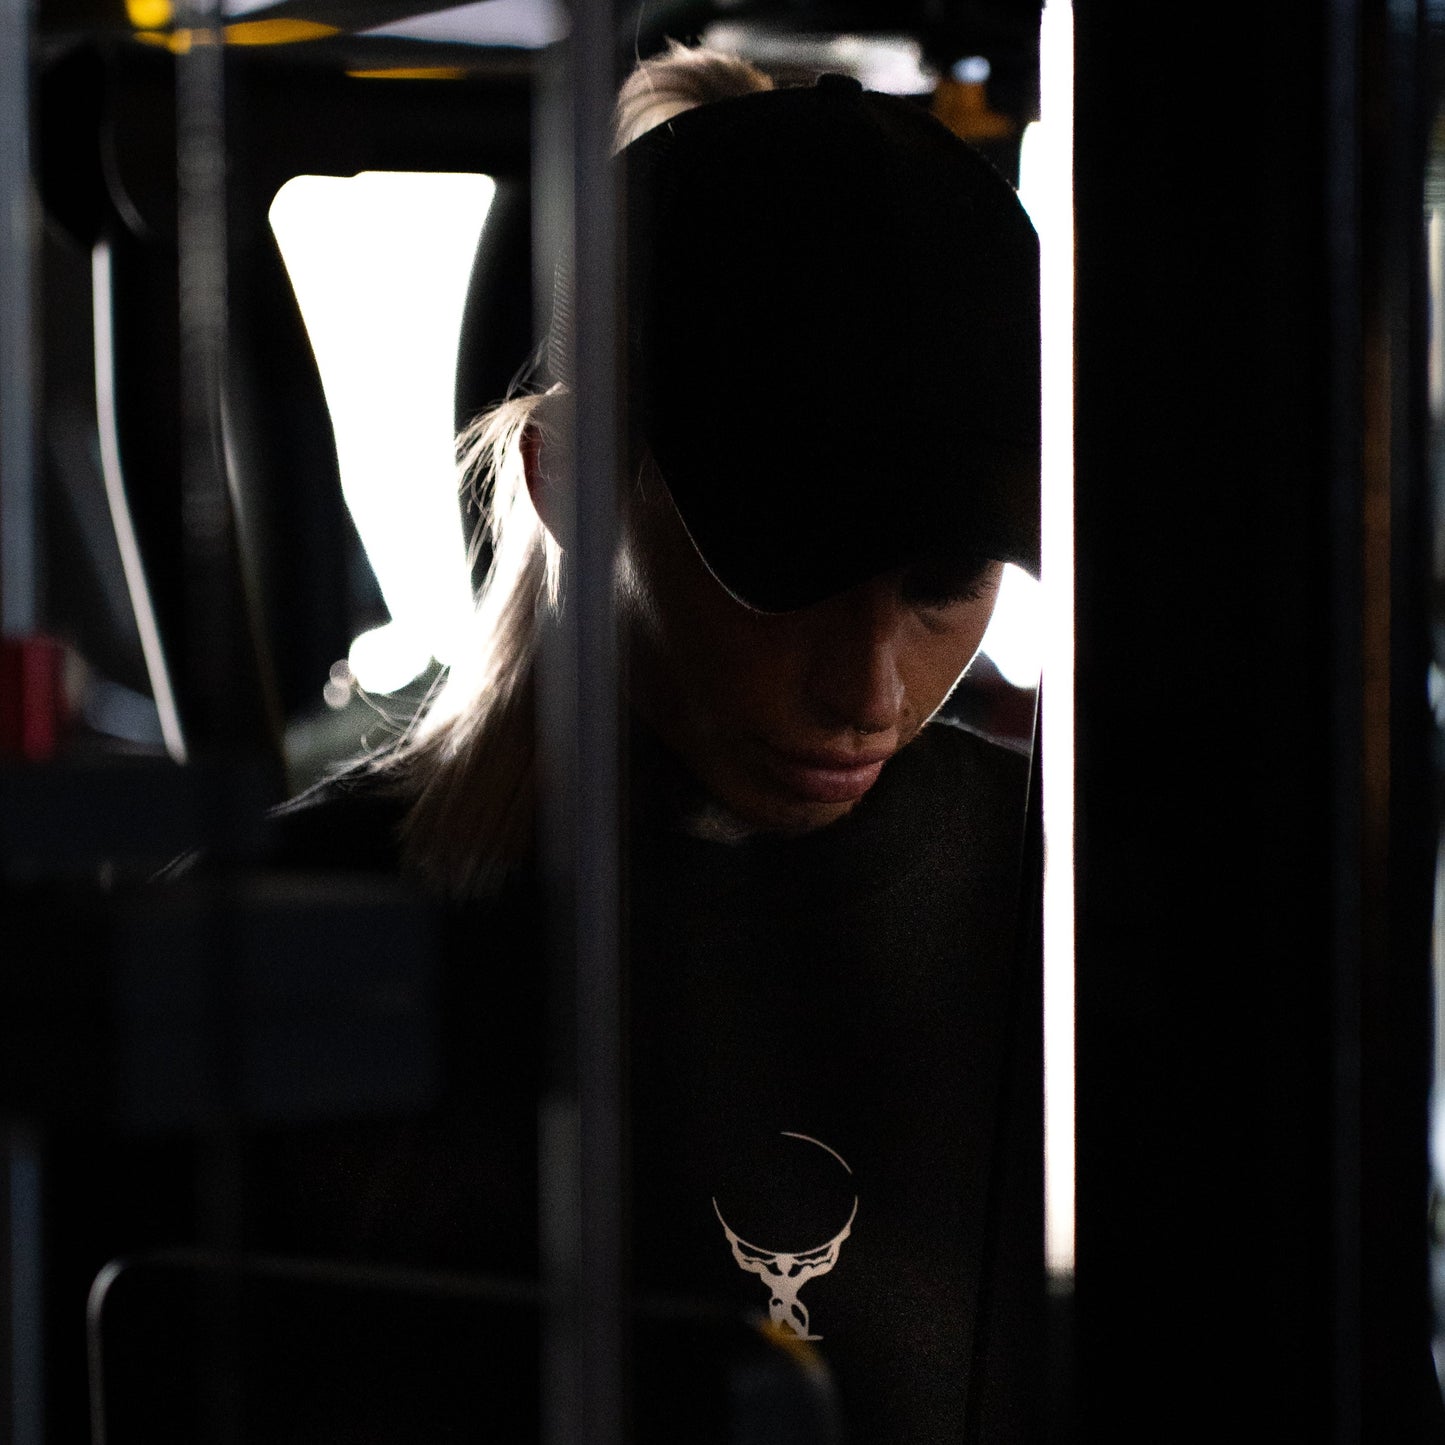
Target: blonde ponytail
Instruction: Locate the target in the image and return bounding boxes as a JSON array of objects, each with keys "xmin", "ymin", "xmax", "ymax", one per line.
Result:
[{"xmin": 385, "ymin": 44, "xmax": 774, "ymax": 896}]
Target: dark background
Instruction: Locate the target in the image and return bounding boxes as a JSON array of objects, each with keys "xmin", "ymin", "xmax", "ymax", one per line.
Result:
[{"xmin": 5, "ymin": 0, "xmax": 1445, "ymax": 1440}]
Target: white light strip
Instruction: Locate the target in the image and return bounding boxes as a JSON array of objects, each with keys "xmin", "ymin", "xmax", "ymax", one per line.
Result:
[
  {"xmin": 364, "ymin": 0, "xmax": 568, "ymax": 48},
  {"xmin": 1037, "ymin": 0, "xmax": 1076, "ymax": 1283},
  {"xmin": 92, "ymin": 241, "xmax": 189, "ymax": 764}
]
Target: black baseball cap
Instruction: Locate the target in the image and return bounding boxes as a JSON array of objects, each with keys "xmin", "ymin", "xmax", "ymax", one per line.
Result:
[{"xmin": 564, "ymin": 72, "xmax": 1041, "ymax": 612}]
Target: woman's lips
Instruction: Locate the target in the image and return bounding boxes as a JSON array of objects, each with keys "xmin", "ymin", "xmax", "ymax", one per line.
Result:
[{"xmin": 762, "ymin": 746, "xmax": 892, "ymax": 804}]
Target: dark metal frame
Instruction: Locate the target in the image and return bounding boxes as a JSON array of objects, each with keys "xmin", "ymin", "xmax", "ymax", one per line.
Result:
[
  {"xmin": 535, "ymin": 6, "xmax": 627, "ymax": 1444},
  {"xmin": 1073, "ymin": 0, "xmax": 1440, "ymax": 1436}
]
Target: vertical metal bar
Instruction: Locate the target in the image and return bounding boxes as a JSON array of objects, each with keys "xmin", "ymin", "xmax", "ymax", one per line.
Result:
[
  {"xmin": 0, "ymin": 0, "xmax": 37, "ymax": 637},
  {"xmin": 2, "ymin": 1125, "xmax": 44, "ymax": 1445},
  {"xmin": 539, "ymin": 4, "xmax": 624, "ymax": 1444},
  {"xmin": 176, "ymin": 0, "xmax": 229, "ymax": 728},
  {"xmin": 0, "ymin": 10, "xmax": 45, "ymax": 1433},
  {"xmin": 176, "ymin": 13, "xmax": 247, "ymax": 1442},
  {"xmin": 1375, "ymin": 3, "xmax": 1435, "ymax": 1433},
  {"xmin": 1326, "ymin": 3, "xmax": 1364, "ymax": 1438}
]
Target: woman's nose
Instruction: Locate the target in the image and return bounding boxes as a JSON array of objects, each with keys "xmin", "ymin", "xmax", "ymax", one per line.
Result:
[{"xmin": 804, "ymin": 581, "xmax": 908, "ymax": 735}]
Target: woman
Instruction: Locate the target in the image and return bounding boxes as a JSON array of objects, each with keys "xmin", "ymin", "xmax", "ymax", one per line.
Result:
[
  {"xmin": 376, "ymin": 40, "xmax": 1039, "ymax": 892},
  {"xmin": 266, "ymin": 41, "xmax": 1042, "ymax": 1444}
]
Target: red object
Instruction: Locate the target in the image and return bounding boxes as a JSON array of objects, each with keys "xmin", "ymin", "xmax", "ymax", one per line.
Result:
[{"xmin": 1, "ymin": 635, "xmax": 67, "ymax": 761}]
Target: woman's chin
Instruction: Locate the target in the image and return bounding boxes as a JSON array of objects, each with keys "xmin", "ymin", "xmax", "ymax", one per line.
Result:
[{"xmin": 706, "ymin": 775, "xmax": 863, "ymax": 837}]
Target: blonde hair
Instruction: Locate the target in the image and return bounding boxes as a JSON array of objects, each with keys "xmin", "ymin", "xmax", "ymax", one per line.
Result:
[
  {"xmin": 613, "ymin": 39, "xmax": 774, "ymax": 149},
  {"xmin": 383, "ymin": 43, "xmax": 774, "ymax": 897}
]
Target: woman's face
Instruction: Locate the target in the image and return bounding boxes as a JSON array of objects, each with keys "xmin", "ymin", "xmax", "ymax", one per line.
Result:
[{"xmin": 619, "ymin": 472, "xmax": 1004, "ymax": 834}]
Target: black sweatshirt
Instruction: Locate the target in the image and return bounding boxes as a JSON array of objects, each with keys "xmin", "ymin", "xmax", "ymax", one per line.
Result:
[{"xmin": 239, "ymin": 717, "xmax": 1041, "ymax": 1444}]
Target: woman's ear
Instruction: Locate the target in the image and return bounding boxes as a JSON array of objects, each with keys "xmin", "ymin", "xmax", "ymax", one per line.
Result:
[
  {"xmin": 520, "ymin": 422, "xmax": 547, "ymax": 523},
  {"xmin": 520, "ymin": 421, "xmax": 565, "ymax": 548}
]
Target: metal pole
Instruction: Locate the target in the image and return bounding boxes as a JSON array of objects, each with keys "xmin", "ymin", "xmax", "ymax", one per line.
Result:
[
  {"xmin": 1324, "ymin": 2, "xmax": 1364, "ymax": 1437},
  {"xmin": 539, "ymin": 4, "xmax": 625, "ymax": 1444},
  {"xmin": 2, "ymin": 1126, "xmax": 43, "ymax": 1445},
  {"xmin": 0, "ymin": 7, "xmax": 44, "ymax": 1432},
  {"xmin": 176, "ymin": 12, "xmax": 247, "ymax": 1442},
  {"xmin": 0, "ymin": 0, "xmax": 37, "ymax": 638},
  {"xmin": 176, "ymin": 0, "xmax": 240, "ymax": 750}
]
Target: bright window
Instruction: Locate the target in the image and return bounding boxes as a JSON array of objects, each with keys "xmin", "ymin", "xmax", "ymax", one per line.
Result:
[{"xmin": 270, "ymin": 170, "xmax": 495, "ymax": 694}]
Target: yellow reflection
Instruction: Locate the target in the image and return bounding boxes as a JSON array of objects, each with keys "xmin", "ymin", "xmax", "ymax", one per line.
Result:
[
  {"xmin": 130, "ymin": 17, "xmax": 337, "ymax": 50},
  {"xmin": 133, "ymin": 28, "xmax": 188, "ymax": 52},
  {"xmin": 346, "ymin": 67, "xmax": 468, "ymax": 80},
  {"xmin": 125, "ymin": 0, "xmax": 172, "ymax": 28},
  {"xmin": 225, "ymin": 19, "xmax": 337, "ymax": 45}
]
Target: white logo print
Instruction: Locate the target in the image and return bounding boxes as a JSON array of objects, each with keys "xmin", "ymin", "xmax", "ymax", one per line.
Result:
[{"xmin": 712, "ymin": 1132, "xmax": 857, "ymax": 1341}]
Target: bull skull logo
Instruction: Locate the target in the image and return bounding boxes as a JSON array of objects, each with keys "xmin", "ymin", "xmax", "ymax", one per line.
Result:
[{"xmin": 712, "ymin": 1132, "xmax": 857, "ymax": 1342}]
